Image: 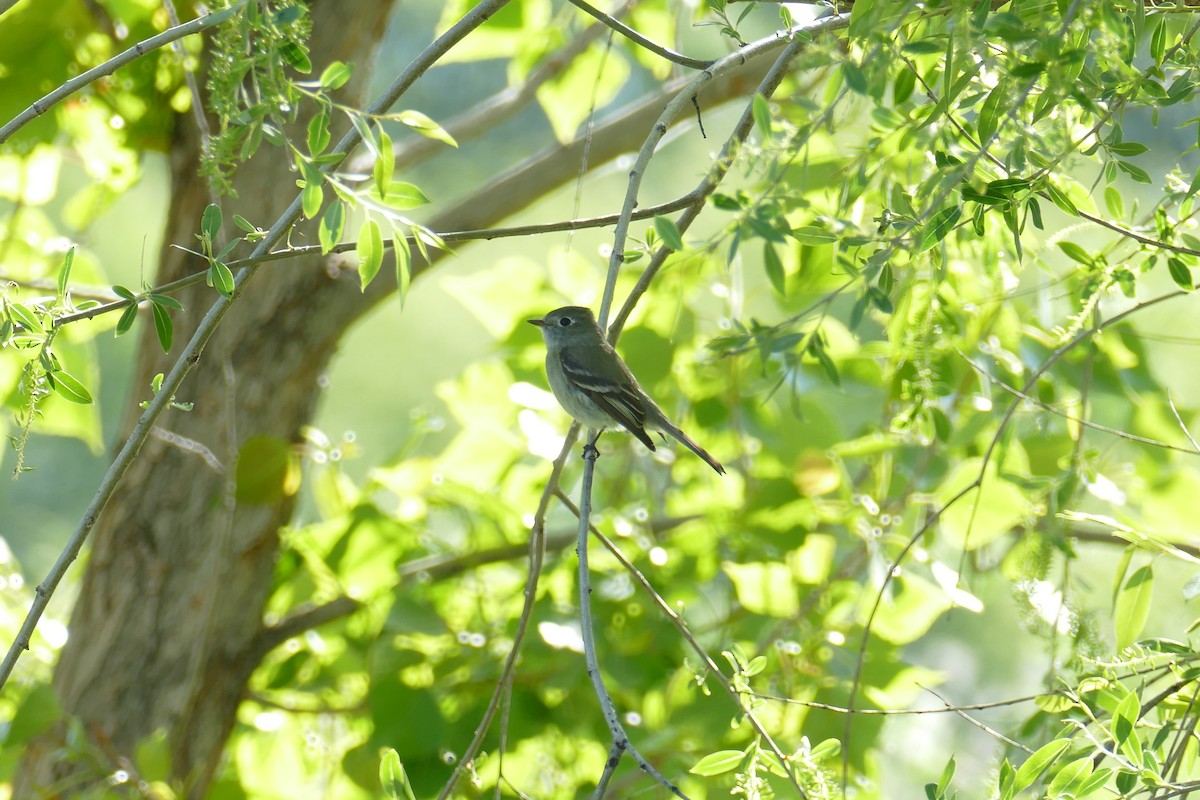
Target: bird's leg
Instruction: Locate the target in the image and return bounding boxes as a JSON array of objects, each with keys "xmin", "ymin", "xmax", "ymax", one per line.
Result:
[{"xmin": 582, "ymin": 429, "xmax": 604, "ymax": 462}]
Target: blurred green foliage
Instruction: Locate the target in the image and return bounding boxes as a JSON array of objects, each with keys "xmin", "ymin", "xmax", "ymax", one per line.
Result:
[{"xmin": 3, "ymin": 0, "xmax": 1200, "ymax": 798}]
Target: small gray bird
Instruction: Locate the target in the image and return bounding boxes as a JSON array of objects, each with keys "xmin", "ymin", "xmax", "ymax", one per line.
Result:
[{"xmin": 529, "ymin": 306, "xmax": 725, "ymax": 475}]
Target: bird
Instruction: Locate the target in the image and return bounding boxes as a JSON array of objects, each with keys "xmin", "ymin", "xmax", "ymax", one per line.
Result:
[{"xmin": 528, "ymin": 306, "xmax": 725, "ymax": 475}]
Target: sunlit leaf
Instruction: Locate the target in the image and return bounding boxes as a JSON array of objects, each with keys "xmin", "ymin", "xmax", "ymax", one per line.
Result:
[
  {"xmin": 357, "ymin": 219, "xmax": 384, "ymax": 291},
  {"xmin": 51, "ymin": 369, "xmax": 93, "ymax": 404}
]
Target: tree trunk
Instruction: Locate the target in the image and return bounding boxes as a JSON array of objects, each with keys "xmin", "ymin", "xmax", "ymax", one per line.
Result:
[{"xmin": 14, "ymin": 2, "xmax": 394, "ymax": 796}]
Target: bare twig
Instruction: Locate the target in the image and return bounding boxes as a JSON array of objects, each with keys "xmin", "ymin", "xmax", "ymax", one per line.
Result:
[
  {"xmin": 0, "ymin": 2, "xmax": 245, "ymax": 145},
  {"xmin": 50, "ymin": 193, "xmax": 706, "ymax": 330},
  {"xmin": 436, "ymin": 425, "xmax": 577, "ymax": 799},
  {"xmin": 0, "ymin": 0, "xmax": 514, "ymax": 693},
  {"xmin": 566, "ymin": 0, "xmax": 713, "ymax": 70},
  {"xmin": 961, "ymin": 352, "xmax": 1200, "ymax": 456},
  {"xmin": 350, "ymin": 3, "xmax": 632, "ymax": 175},
  {"xmin": 555, "ymin": 489, "xmax": 804, "ymax": 793},
  {"xmin": 575, "ymin": 450, "xmax": 688, "ymax": 799}
]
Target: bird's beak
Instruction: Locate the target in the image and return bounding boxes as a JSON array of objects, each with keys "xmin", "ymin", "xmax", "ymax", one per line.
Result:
[{"xmin": 527, "ymin": 318, "xmax": 547, "ymax": 327}]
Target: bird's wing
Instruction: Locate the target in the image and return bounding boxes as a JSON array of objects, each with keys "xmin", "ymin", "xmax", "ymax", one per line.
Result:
[{"xmin": 559, "ymin": 350, "xmax": 656, "ymax": 450}]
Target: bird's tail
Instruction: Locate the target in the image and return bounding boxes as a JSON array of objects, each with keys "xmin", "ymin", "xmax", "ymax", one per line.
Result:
[{"xmin": 662, "ymin": 422, "xmax": 725, "ymax": 475}]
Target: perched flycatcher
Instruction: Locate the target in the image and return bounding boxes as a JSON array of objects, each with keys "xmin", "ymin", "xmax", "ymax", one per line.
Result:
[{"xmin": 529, "ymin": 306, "xmax": 725, "ymax": 475}]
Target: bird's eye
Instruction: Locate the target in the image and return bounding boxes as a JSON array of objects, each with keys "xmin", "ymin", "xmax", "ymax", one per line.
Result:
[{"xmin": 558, "ymin": 317, "xmax": 573, "ymax": 327}]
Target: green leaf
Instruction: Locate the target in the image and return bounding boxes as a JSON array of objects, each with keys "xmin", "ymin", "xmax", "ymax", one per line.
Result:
[
  {"xmin": 1116, "ymin": 160, "xmax": 1152, "ymax": 184},
  {"xmin": 1167, "ymin": 257, "xmax": 1193, "ymax": 290},
  {"xmin": 1012, "ymin": 739, "xmax": 1070, "ymax": 793},
  {"xmin": 654, "ymin": 217, "xmax": 684, "ymax": 251},
  {"xmin": 233, "ymin": 214, "xmax": 257, "ymax": 233},
  {"xmin": 378, "ymin": 182, "xmax": 429, "ymax": 210},
  {"xmin": 374, "ymin": 129, "xmax": 395, "ymax": 199},
  {"xmin": 751, "ymin": 93, "xmax": 771, "ymax": 138},
  {"xmin": 763, "ymin": 242, "xmax": 785, "ymax": 297},
  {"xmin": 791, "ymin": 226, "xmax": 837, "ymax": 244},
  {"xmin": 689, "ymin": 750, "xmax": 745, "ymax": 777},
  {"xmin": 1077, "ymin": 768, "xmax": 1113, "ymax": 796},
  {"xmin": 357, "ymin": 219, "xmax": 384, "ymax": 291},
  {"xmin": 1046, "ymin": 182, "xmax": 1079, "ymax": 216},
  {"xmin": 151, "ymin": 302, "xmax": 172, "ymax": 353},
  {"xmin": 112, "ymin": 284, "xmax": 138, "ymax": 302},
  {"xmin": 894, "ymin": 67, "xmax": 916, "ymax": 104},
  {"xmin": 1150, "ymin": 16, "xmax": 1166, "ymax": 65},
  {"xmin": 901, "ymin": 40, "xmax": 942, "ymax": 55},
  {"xmin": 148, "ymin": 294, "xmax": 184, "ymax": 311},
  {"xmin": 319, "ymin": 60, "xmax": 354, "ymax": 91},
  {"xmin": 868, "ymin": 286, "xmax": 893, "ymax": 313},
  {"xmin": 8, "ymin": 302, "xmax": 43, "ymax": 332},
  {"xmin": 1115, "ymin": 564, "xmax": 1154, "ymax": 650},
  {"xmin": 301, "ymin": 161, "xmax": 324, "ymax": 219},
  {"xmin": 1111, "ymin": 686, "xmax": 1139, "ymax": 747},
  {"xmin": 56, "ymin": 247, "xmax": 74, "ymax": 298},
  {"xmin": 279, "ymin": 41, "xmax": 312, "ymax": 73},
  {"xmin": 1046, "ymin": 756, "xmax": 1092, "ymax": 798},
  {"xmin": 308, "ymin": 110, "xmax": 331, "ymax": 155},
  {"xmin": 1057, "ymin": 241, "xmax": 1093, "ymax": 265},
  {"xmin": 1104, "ymin": 186, "xmax": 1125, "ymax": 218},
  {"xmin": 977, "ymin": 82, "xmax": 1006, "ymax": 142},
  {"xmin": 392, "ymin": 109, "xmax": 457, "ymax": 147},
  {"xmin": 201, "ymin": 203, "xmax": 223, "ymax": 241},
  {"xmin": 380, "ymin": 748, "xmax": 417, "ymax": 800},
  {"xmin": 809, "ymin": 739, "xmax": 841, "ymax": 761},
  {"xmin": 392, "ymin": 225, "xmax": 411, "ymax": 308},
  {"xmin": 1109, "ymin": 141, "xmax": 1148, "ymax": 157},
  {"xmin": 210, "ymin": 261, "xmax": 236, "ymax": 298},
  {"xmin": 843, "ymin": 62, "xmax": 869, "ymax": 95},
  {"xmin": 115, "ymin": 303, "xmax": 138, "ymax": 336},
  {"xmin": 51, "ymin": 369, "xmax": 93, "ymax": 404},
  {"xmin": 918, "ymin": 206, "xmax": 962, "ymax": 251},
  {"xmin": 319, "ymin": 201, "xmax": 346, "ymax": 254},
  {"xmin": 6, "ymin": 683, "xmax": 61, "ymax": 746}
]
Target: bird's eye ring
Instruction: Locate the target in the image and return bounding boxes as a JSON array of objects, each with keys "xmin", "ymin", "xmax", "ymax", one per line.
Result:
[{"xmin": 559, "ymin": 317, "xmax": 572, "ymax": 327}]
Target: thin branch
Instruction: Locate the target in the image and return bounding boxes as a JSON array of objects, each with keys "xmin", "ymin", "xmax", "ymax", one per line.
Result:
[
  {"xmin": 960, "ymin": 351, "xmax": 1200, "ymax": 456},
  {"xmin": 555, "ymin": 489, "xmax": 805, "ymax": 794},
  {"xmin": 0, "ymin": 2, "xmax": 245, "ymax": 145},
  {"xmin": 574, "ymin": 450, "xmax": 688, "ymax": 799},
  {"xmin": 595, "ymin": 13, "xmax": 854, "ymax": 327},
  {"xmin": 351, "ymin": 2, "xmax": 632, "ymax": 174},
  {"xmin": 50, "ymin": 193, "xmax": 705, "ymax": 330},
  {"xmin": 1167, "ymin": 391, "xmax": 1200, "ymax": 452},
  {"xmin": 750, "ymin": 689, "xmax": 1047, "ymax": 716},
  {"xmin": 921, "ymin": 686, "xmax": 1034, "ymax": 754},
  {"xmin": 250, "ymin": 596, "xmax": 362, "ymax": 665},
  {"xmin": 436, "ymin": 425, "xmax": 578, "ymax": 800},
  {"xmin": 0, "ymin": 0, "xmax": 514, "ymax": 693},
  {"xmin": 250, "ymin": 514, "xmax": 703, "ymax": 656},
  {"xmin": 163, "ymin": 0, "xmax": 220, "ymax": 209},
  {"xmin": 566, "ymin": 0, "xmax": 713, "ymax": 70}
]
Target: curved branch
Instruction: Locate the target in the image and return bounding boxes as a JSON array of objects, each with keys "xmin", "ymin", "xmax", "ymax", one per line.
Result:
[
  {"xmin": 350, "ymin": 1, "xmax": 634, "ymax": 174},
  {"xmin": 596, "ymin": 14, "xmax": 852, "ymax": 327},
  {"xmin": 0, "ymin": 2, "xmax": 245, "ymax": 145},
  {"xmin": 566, "ymin": 0, "xmax": 713, "ymax": 70}
]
